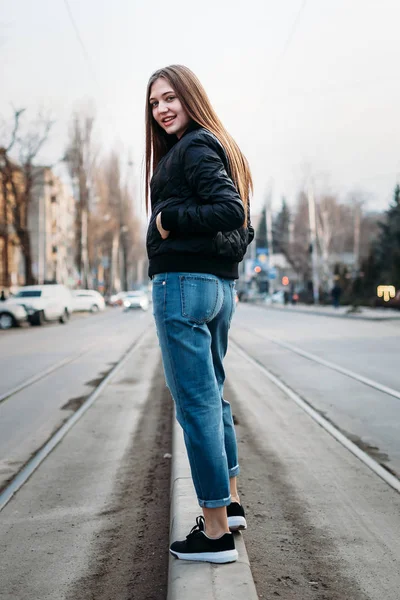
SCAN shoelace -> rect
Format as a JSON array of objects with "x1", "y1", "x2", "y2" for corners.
[{"x1": 188, "y1": 515, "x2": 205, "y2": 537}]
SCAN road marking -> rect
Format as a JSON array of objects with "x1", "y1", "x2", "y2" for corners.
[
  {"x1": 247, "y1": 329, "x2": 400, "y2": 402},
  {"x1": 0, "y1": 325, "x2": 152, "y2": 512},
  {"x1": 230, "y1": 339, "x2": 400, "y2": 495}
]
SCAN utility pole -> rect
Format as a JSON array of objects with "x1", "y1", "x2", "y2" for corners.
[
  {"x1": 77, "y1": 155, "x2": 90, "y2": 289},
  {"x1": 265, "y1": 195, "x2": 274, "y2": 296},
  {"x1": 307, "y1": 181, "x2": 320, "y2": 304},
  {"x1": 81, "y1": 202, "x2": 89, "y2": 287},
  {"x1": 353, "y1": 201, "x2": 361, "y2": 274},
  {"x1": 109, "y1": 232, "x2": 120, "y2": 294},
  {"x1": 0, "y1": 154, "x2": 10, "y2": 289},
  {"x1": 37, "y1": 185, "x2": 43, "y2": 284}
]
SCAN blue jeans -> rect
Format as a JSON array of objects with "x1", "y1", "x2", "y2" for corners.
[{"x1": 152, "y1": 272, "x2": 239, "y2": 508}]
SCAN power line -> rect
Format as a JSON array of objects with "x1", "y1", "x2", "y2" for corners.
[
  {"x1": 261, "y1": 1, "x2": 308, "y2": 203},
  {"x1": 62, "y1": 0, "x2": 101, "y2": 88},
  {"x1": 261, "y1": 1, "x2": 308, "y2": 107},
  {"x1": 271, "y1": 0, "x2": 308, "y2": 80},
  {"x1": 62, "y1": 1, "x2": 121, "y2": 136}
]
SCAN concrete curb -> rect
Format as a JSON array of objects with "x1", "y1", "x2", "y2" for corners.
[
  {"x1": 254, "y1": 301, "x2": 400, "y2": 321},
  {"x1": 167, "y1": 417, "x2": 259, "y2": 600}
]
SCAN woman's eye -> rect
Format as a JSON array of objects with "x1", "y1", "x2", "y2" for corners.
[
  {"x1": 151, "y1": 101, "x2": 158, "y2": 108},
  {"x1": 167, "y1": 96, "x2": 175, "y2": 101}
]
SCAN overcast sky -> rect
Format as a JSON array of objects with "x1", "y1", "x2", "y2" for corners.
[{"x1": 1, "y1": 0, "x2": 400, "y2": 216}]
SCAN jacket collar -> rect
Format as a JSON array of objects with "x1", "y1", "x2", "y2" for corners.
[{"x1": 180, "y1": 120, "x2": 201, "y2": 138}]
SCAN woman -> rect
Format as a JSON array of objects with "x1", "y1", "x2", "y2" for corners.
[{"x1": 145, "y1": 65, "x2": 254, "y2": 564}]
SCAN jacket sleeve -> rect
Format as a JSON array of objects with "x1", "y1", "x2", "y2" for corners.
[
  {"x1": 160, "y1": 137, "x2": 245, "y2": 234},
  {"x1": 247, "y1": 203, "x2": 255, "y2": 245}
]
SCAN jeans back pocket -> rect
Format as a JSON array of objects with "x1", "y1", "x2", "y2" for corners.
[{"x1": 179, "y1": 275, "x2": 222, "y2": 324}]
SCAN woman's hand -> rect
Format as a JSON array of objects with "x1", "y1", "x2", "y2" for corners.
[{"x1": 156, "y1": 212, "x2": 170, "y2": 240}]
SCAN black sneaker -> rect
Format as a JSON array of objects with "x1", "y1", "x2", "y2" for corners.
[
  {"x1": 227, "y1": 502, "x2": 247, "y2": 531},
  {"x1": 169, "y1": 516, "x2": 238, "y2": 564}
]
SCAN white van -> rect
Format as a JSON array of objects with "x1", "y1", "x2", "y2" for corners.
[
  {"x1": 0, "y1": 302, "x2": 28, "y2": 329},
  {"x1": 8, "y1": 284, "x2": 73, "y2": 326}
]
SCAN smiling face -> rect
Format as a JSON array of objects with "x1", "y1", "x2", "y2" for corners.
[{"x1": 149, "y1": 77, "x2": 191, "y2": 139}]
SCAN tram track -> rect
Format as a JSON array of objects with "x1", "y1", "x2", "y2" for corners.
[
  {"x1": 0, "y1": 309, "x2": 131, "y2": 405},
  {"x1": 0, "y1": 344, "x2": 97, "y2": 405},
  {"x1": 256, "y1": 330, "x2": 400, "y2": 401},
  {"x1": 0, "y1": 323, "x2": 153, "y2": 512},
  {"x1": 230, "y1": 335, "x2": 400, "y2": 494}
]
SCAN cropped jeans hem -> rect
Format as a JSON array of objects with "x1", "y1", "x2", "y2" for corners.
[
  {"x1": 229, "y1": 465, "x2": 240, "y2": 478},
  {"x1": 198, "y1": 494, "x2": 232, "y2": 509}
]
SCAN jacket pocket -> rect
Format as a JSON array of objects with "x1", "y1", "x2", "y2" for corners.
[
  {"x1": 146, "y1": 214, "x2": 162, "y2": 257},
  {"x1": 146, "y1": 199, "x2": 183, "y2": 257},
  {"x1": 212, "y1": 229, "x2": 248, "y2": 261}
]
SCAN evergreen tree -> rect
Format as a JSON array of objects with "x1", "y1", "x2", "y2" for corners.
[
  {"x1": 255, "y1": 205, "x2": 267, "y2": 250},
  {"x1": 375, "y1": 184, "x2": 400, "y2": 288},
  {"x1": 359, "y1": 252, "x2": 379, "y2": 298},
  {"x1": 273, "y1": 197, "x2": 290, "y2": 253}
]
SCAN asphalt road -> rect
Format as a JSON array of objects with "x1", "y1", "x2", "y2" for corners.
[
  {"x1": 231, "y1": 303, "x2": 400, "y2": 478},
  {"x1": 0, "y1": 308, "x2": 153, "y2": 491},
  {"x1": 0, "y1": 325, "x2": 173, "y2": 600},
  {"x1": 1, "y1": 303, "x2": 400, "y2": 599}
]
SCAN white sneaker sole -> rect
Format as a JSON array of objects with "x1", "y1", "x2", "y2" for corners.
[
  {"x1": 228, "y1": 516, "x2": 247, "y2": 531},
  {"x1": 169, "y1": 548, "x2": 238, "y2": 563}
]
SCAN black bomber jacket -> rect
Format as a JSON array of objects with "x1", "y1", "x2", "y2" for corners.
[{"x1": 146, "y1": 124, "x2": 254, "y2": 279}]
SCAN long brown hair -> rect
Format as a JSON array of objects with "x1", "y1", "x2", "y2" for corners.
[{"x1": 145, "y1": 65, "x2": 253, "y2": 224}]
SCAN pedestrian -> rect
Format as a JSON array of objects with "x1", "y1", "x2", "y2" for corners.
[
  {"x1": 145, "y1": 65, "x2": 254, "y2": 564},
  {"x1": 0, "y1": 290, "x2": 6, "y2": 301},
  {"x1": 331, "y1": 282, "x2": 342, "y2": 308}
]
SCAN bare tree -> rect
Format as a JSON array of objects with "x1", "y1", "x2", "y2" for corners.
[
  {"x1": 316, "y1": 194, "x2": 349, "y2": 287},
  {"x1": 121, "y1": 182, "x2": 145, "y2": 288},
  {"x1": 284, "y1": 191, "x2": 311, "y2": 281},
  {"x1": 346, "y1": 191, "x2": 380, "y2": 269},
  {"x1": 0, "y1": 109, "x2": 53, "y2": 285},
  {"x1": 93, "y1": 152, "x2": 144, "y2": 294},
  {"x1": 64, "y1": 111, "x2": 96, "y2": 288},
  {"x1": 286, "y1": 188, "x2": 378, "y2": 295}
]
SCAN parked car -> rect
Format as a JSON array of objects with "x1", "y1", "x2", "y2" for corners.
[
  {"x1": 72, "y1": 290, "x2": 105, "y2": 313},
  {"x1": 7, "y1": 284, "x2": 73, "y2": 325},
  {"x1": 107, "y1": 291, "x2": 128, "y2": 307},
  {"x1": 123, "y1": 291, "x2": 149, "y2": 311},
  {"x1": 0, "y1": 301, "x2": 28, "y2": 330}
]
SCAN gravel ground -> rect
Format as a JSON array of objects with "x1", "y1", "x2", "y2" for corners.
[
  {"x1": 65, "y1": 367, "x2": 173, "y2": 600},
  {"x1": 227, "y1": 381, "x2": 370, "y2": 600}
]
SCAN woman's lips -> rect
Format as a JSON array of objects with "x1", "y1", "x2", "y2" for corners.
[{"x1": 162, "y1": 116, "x2": 176, "y2": 127}]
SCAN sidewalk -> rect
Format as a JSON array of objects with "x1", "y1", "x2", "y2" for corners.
[{"x1": 256, "y1": 301, "x2": 400, "y2": 321}]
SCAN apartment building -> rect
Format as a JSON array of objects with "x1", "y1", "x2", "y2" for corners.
[
  {"x1": 29, "y1": 168, "x2": 76, "y2": 286},
  {"x1": 0, "y1": 161, "x2": 25, "y2": 290}
]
